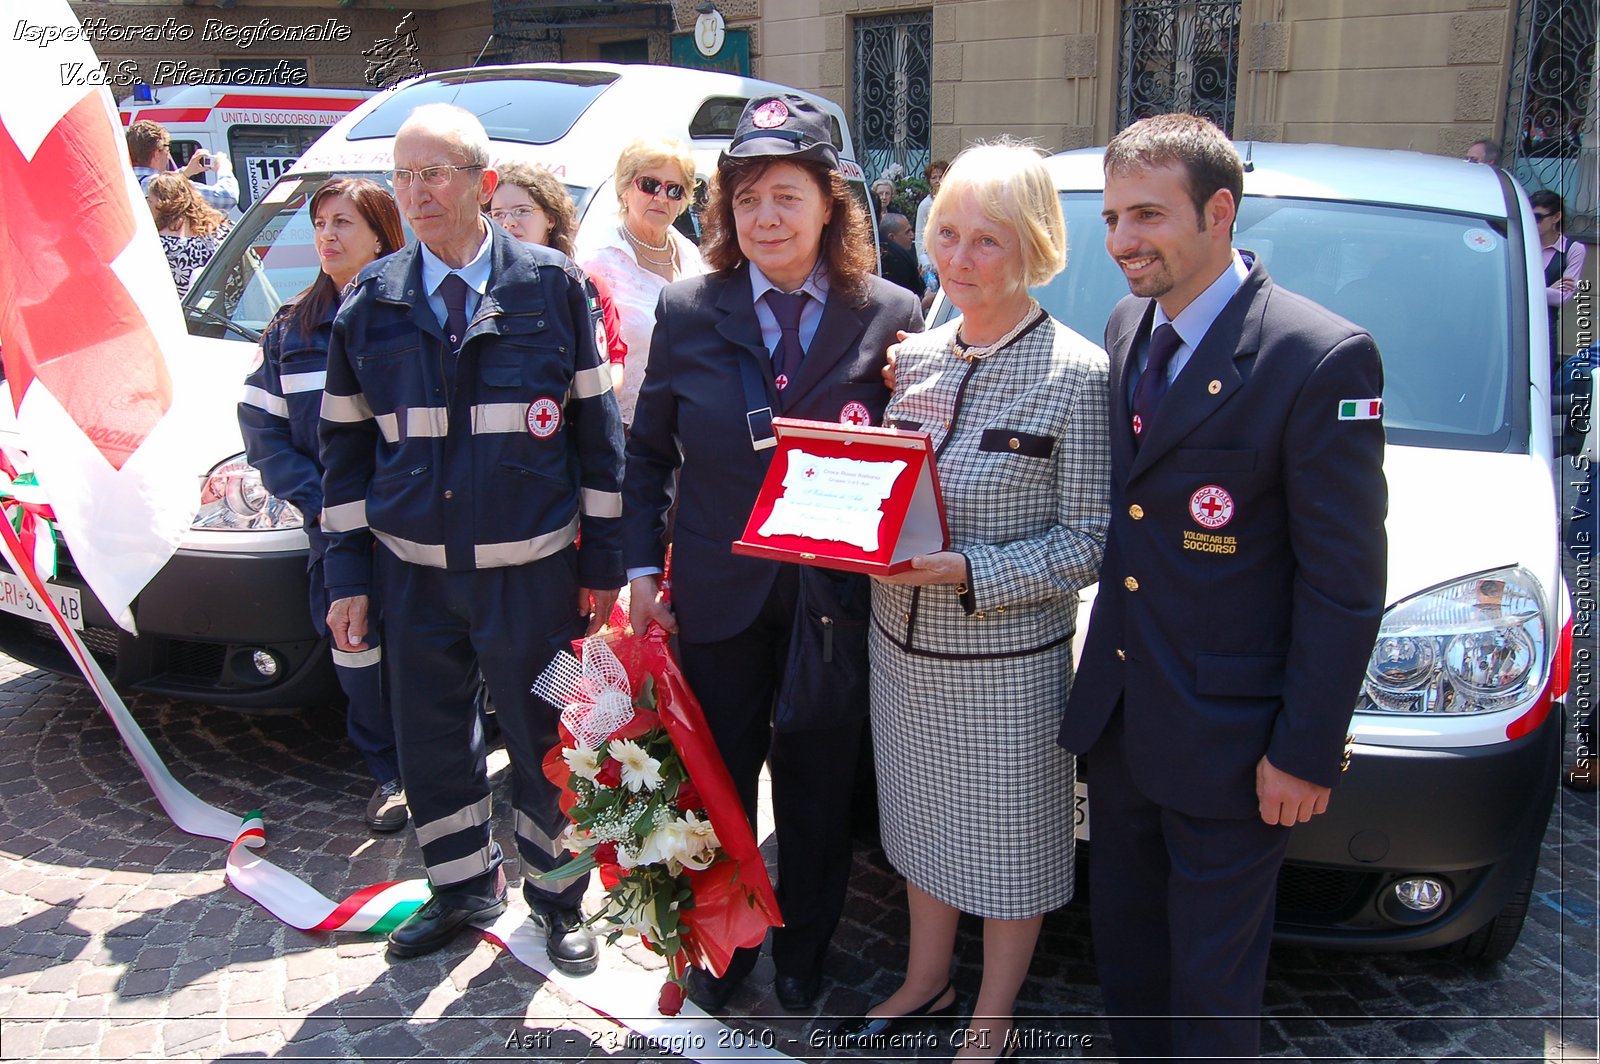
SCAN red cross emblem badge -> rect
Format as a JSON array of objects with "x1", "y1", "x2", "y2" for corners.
[
  {"x1": 1189, "y1": 485, "x2": 1234, "y2": 529},
  {"x1": 526, "y1": 398, "x2": 562, "y2": 438},
  {"x1": 839, "y1": 401, "x2": 871, "y2": 426},
  {"x1": 774, "y1": 372, "x2": 789, "y2": 391},
  {"x1": 751, "y1": 99, "x2": 789, "y2": 129},
  {"x1": 1131, "y1": 413, "x2": 1144, "y2": 436}
]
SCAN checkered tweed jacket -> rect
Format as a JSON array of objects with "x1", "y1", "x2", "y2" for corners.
[{"x1": 874, "y1": 312, "x2": 1110, "y2": 657}]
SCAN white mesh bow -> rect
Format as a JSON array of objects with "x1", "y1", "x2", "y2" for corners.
[{"x1": 531, "y1": 634, "x2": 636, "y2": 749}]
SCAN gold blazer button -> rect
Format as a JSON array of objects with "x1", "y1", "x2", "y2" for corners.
[
  {"x1": 1124, "y1": 576, "x2": 1139, "y2": 592},
  {"x1": 1008, "y1": 437, "x2": 1020, "y2": 449},
  {"x1": 1129, "y1": 504, "x2": 1144, "y2": 520},
  {"x1": 1208, "y1": 379, "x2": 1222, "y2": 394}
]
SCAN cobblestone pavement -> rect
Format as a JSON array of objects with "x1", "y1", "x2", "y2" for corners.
[{"x1": 0, "y1": 651, "x2": 1596, "y2": 1064}]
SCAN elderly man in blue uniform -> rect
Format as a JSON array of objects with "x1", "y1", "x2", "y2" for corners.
[
  {"x1": 1060, "y1": 114, "x2": 1387, "y2": 1060},
  {"x1": 319, "y1": 103, "x2": 625, "y2": 973}
]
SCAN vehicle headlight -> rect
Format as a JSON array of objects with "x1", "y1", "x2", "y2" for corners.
[
  {"x1": 1359, "y1": 566, "x2": 1546, "y2": 715},
  {"x1": 192, "y1": 454, "x2": 304, "y2": 531}
]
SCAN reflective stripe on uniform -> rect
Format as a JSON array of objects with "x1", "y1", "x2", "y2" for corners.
[
  {"x1": 474, "y1": 515, "x2": 579, "y2": 567},
  {"x1": 570, "y1": 364, "x2": 611, "y2": 399},
  {"x1": 426, "y1": 843, "x2": 496, "y2": 888},
  {"x1": 374, "y1": 406, "x2": 449, "y2": 444},
  {"x1": 241, "y1": 385, "x2": 288, "y2": 418},
  {"x1": 373, "y1": 530, "x2": 448, "y2": 567},
  {"x1": 414, "y1": 794, "x2": 492, "y2": 847},
  {"x1": 580, "y1": 488, "x2": 622, "y2": 518},
  {"x1": 471, "y1": 403, "x2": 531, "y2": 434},
  {"x1": 331, "y1": 644, "x2": 381, "y2": 668},
  {"x1": 321, "y1": 499, "x2": 368, "y2": 533},
  {"x1": 321, "y1": 391, "x2": 374, "y2": 423},
  {"x1": 280, "y1": 370, "x2": 328, "y2": 394},
  {"x1": 513, "y1": 809, "x2": 564, "y2": 859}
]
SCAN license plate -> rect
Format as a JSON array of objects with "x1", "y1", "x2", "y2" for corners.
[
  {"x1": 0, "y1": 570, "x2": 84, "y2": 630},
  {"x1": 1074, "y1": 780, "x2": 1090, "y2": 841}
]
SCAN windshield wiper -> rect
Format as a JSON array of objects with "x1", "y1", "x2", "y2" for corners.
[{"x1": 184, "y1": 303, "x2": 262, "y2": 344}]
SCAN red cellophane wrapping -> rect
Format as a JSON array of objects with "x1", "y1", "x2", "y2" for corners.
[{"x1": 542, "y1": 627, "x2": 782, "y2": 977}]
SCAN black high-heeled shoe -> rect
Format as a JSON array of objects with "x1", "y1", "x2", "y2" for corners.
[{"x1": 828, "y1": 982, "x2": 959, "y2": 1046}]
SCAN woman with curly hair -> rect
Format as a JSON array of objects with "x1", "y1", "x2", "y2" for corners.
[
  {"x1": 145, "y1": 171, "x2": 231, "y2": 297},
  {"x1": 490, "y1": 160, "x2": 627, "y2": 391}
]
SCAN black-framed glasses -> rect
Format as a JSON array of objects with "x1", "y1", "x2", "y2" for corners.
[
  {"x1": 488, "y1": 205, "x2": 545, "y2": 223},
  {"x1": 634, "y1": 175, "x2": 688, "y2": 201},
  {"x1": 392, "y1": 164, "x2": 484, "y2": 189}
]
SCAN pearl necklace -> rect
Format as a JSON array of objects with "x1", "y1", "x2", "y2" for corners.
[
  {"x1": 952, "y1": 298, "x2": 1042, "y2": 362},
  {"x1": 621, "y1": 221, "x2": 671, "y2": 253}
]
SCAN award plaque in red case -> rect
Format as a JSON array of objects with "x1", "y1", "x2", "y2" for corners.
[{"x1": 732, "y1": 417, "x2": 949, "y2": 575}]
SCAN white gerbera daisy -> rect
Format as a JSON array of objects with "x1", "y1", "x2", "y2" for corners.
[{"x1": 609, "y1": 738, "x2": 664, "y2": 793}]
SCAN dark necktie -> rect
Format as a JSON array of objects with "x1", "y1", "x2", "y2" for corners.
[
  {"x1": 440, "y1": 273, "x2": 470, "y2": 352},
  {"x1": 765, "y1": 289, "x2": 808, "y2": 393},
  {"x1": 1130, "y1": 322, "x2": 1181, "y2": 444}
]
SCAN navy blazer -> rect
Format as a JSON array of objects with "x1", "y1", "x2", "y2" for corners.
[
  {"x1": 1060, "y1": 258, "x2": 1388, "y2": 820},
  {"x1": 623, "y1": 267, "x2": 924, "y2": 643}
]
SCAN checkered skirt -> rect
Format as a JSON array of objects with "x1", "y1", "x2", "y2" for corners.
[{"x1": 869, "y1": 625, "x2": 1076, "y2": 918}]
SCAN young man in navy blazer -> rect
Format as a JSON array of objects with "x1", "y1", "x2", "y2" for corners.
[{"x1": 1060, "y1": 114, "x2": 1388, "y2": 1060}]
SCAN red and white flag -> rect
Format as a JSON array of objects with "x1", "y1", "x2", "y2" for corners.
[{"x1": 0, "y1": 0, "x2": 199, "y2": 629}]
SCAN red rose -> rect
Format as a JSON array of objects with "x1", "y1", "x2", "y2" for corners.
[
  {"x1": 595, "y1": 759, "x2": 623, "y2": 788},
  {"x1": 658, "y1": 979, "x2": 686, "y2": 1016},
  {"x1": 673, "y1": 777, "x2": 702, "y2": 811},
  {"x1": 594, "y1": 841, "x2": 619, "y2": 865}
]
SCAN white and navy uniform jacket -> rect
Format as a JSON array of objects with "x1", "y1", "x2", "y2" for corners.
[{"x1": 318, "y1": 228, "x2": 625, "y2": 597}]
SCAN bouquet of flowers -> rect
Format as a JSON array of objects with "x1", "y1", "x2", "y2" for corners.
[{"x1": 537, "y1": 629, "x2": 782, "y2": 1014}]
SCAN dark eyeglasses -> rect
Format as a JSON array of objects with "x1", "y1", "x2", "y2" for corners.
[
  {"x1": 634, "y1": 175, "x2": 688, "y2": 201},
  {"x1": 1533, "y1": 210, "x2": 1554, "y2": 221}
]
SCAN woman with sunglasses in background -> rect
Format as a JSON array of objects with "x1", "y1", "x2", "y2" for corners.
[{"x1": 579, "y1": 138, "x2": 706, "y2": 430}]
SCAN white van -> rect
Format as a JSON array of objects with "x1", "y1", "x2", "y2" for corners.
[
  {"x1": 119, "y1": 85, "x2": 375, "y2": 210},
  {"x1": 0, "y1": 65, "x2": 868, "y2": 710}
]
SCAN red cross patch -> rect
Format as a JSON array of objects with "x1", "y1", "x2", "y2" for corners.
[
  {"x1": 839, "y1": 401, "x2": 871, "y2": 426},
  {"x1": 1131, "y1": 413, "x2": 1144, "y2": 436},
  {"x1": 526, "y1": 398, "x2": 562, "y2": 438},
  {"x1": 751, "y1": 99, "x2": 789, "y2": 129},
  {"x1": 774, "y1": 372, "x2": 789, "y2": 391},
  {"x1": 1189, "y1": 485, "x2": 1234, "y2": 529}
]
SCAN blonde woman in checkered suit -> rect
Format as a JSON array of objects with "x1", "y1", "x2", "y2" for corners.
[{"x1": 830, "y1": 143, "x2": 1110, "y2": 1059}]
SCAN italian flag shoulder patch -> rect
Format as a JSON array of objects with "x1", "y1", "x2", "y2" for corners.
[{"x1": 1338, "y1": 398, "x2": 1383, "y2": 421}]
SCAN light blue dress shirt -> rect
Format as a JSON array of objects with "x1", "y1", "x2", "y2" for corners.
[{"x1": 418, "y1": 224, "x2": 495, "y2": 329}]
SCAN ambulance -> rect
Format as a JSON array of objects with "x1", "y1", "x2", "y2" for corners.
[{"x1": 118, "y1": 85, "x2": 376, "y2": 209}]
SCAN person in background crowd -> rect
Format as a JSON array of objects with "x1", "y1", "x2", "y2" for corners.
[
  {"x1": 876, "y1": 212, "x2": 926, "y2": 302},
  {"x1": 1465, "y1": 139, "x2": 1502, "y2": 165},
  {"x1": 623, "y1": 93, "x2": 923, "y2": 1013},
  {"x1": 238, "y1": 177, "x2": 408, "y2": 832},
  {"x1": 578, "y1": 138, "x2": 706, "y2": 430},
  {"x1": 145, "y1": 172, "x2": 231, "y2": 298},
  {"x1": 834, "y1": 141, "x2": 1108, "y2": 1060},
  {"x1": 126, "y1": 118, "x2": 238, "y2": 212},
  {"x1": 1060, "y1": 113, "x2": 1387, "y2": 1061},
  {"x1": 319, "y1": 104, "x2": 624, "y2": 973},
  {"x1": 1532, "y1": 189, "x2": 1587, "y2": 365},
  {"x1": 914, "y1": 158, "x2": 948, "y2": 279},
  {"x1": 489, "y1": 161, "x2": 628, "y2": 392}
]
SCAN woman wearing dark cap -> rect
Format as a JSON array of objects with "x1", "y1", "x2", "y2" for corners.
[{"x1": 622, "y1": 93, "x2": 925, "y2": 1012}]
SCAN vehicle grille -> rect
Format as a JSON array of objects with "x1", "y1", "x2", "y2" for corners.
[
  {"x1": 1276, "y1": 864, "x2": 1372, "y2": 918},
  {"x1": 164, "y1": 640, "x2": 227, "y2": 683},
  {"x1": 20, "y1": 616, "x2": 118, "y2": 670}
]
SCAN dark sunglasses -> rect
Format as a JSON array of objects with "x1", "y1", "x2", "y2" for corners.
[
  {"x1": 634, "y1": 175, "x2": 688, "y2": 201},
  {"x1": 1533, "y1": 210, "x2": 1554, "y2": 221}
]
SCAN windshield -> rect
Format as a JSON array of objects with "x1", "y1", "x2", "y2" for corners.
[
  {"x1": 347, "y1": 69, "x2": 617, "y2": 146},
  {"x1": 936, "y1": 193, "x2": 1516, "y2": 450},
  {"x1": 184, "y1": 172, "x2": 591, "y2": 339}
]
